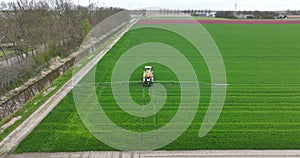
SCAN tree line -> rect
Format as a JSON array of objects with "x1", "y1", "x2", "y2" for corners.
[
  {"x1": 0, "y1": 0, "x2": 124, "y2": 96},
  {"x1": 213, "y1": 11, "x2": 279, "y2": 19},
  {"x1": 180, "y1": 9, "x2": 299, "y2": 19},
  {"x1": 215, "y1": 10, "x2": 300, "y2": 19}
]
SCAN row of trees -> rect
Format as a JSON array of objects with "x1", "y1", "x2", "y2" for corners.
[
  {"x1": 181, "y1": 9, "x2": 298, "y2": 19},
  {"x1": 286, "y1": 10, "x2": 300, "y2": 15},
  {"x1": 182, "y1": 9, "x2": 214, "y2": 14},
  {"x1": 159, "y1": 9, "x2": 181, "y2": 15},
  {"x1": 0, "y1": 0, "x2": 123, "y2": 96},
  {"x1": 215, "y1": 11, "x2": 236, "y2": 18},
  {"x1": 215, "y1": 11, "x2": 280, "y2": 19}
]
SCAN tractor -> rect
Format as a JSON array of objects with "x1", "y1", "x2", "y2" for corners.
[{"x1": 142, "y1": 66, "x2": 154, "y2": 86}]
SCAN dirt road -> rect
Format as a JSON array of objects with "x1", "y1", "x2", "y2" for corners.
[{"x1": 8, "y1": 150, "x2": 300, "y2": 158}]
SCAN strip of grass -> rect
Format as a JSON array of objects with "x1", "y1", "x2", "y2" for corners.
[
  {"x1": 0, "y1": 50, "x2": 13, "y2": 57},
  {"x1": 14, "y1": 23, "x2": 300, "y2": 153},
  {"x1": 0, "y1": 67, "x2": 73, "y2": 141}
]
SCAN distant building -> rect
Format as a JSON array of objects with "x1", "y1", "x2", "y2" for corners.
[
  {"x1": 278, "y1": 15, "x2": 288, "y2": 19},
  {"x1": 235, "y1": 14, "x2": 255, "y2": 19},
  {"x1": 194, "y1": 11, "x2": 216, "y2": 17}
]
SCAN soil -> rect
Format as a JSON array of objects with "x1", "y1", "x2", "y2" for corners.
[{"x1": 137, "y1": 19, "x2": 300, "y2": 24}]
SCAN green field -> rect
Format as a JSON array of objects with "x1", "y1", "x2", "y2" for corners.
[{"x1": 14, "y1": 23, "x2": 300, "y2": 153}]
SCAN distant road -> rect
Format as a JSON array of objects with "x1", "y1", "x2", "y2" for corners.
[
  {"x1": 0, "y1": 34, "x2": 34, "y2": 68},
  {"x1": 0, "y1": 55, "x2": 20, "y2": 68},
  {"x1": 0, "y1": 55, "x2": 19, "y2": 68},
  {"x1": 0, "y1": 52, "x2": 31, "y2": 68}
]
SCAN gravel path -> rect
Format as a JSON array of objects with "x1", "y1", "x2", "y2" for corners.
[
  {"x1": 7, "y1": 150, "x2": 300, "y2": 158},
  {"x1": 0, "y1": 19, "x2": 137, "y2": 158}
]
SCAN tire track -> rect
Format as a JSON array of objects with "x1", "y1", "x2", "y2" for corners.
[
  {"x1": 141, "y1": 86, "x2": 145, "y2": 140},
  {"x1": 150, "y1": 85, "x2": 159, "y2": 147}
]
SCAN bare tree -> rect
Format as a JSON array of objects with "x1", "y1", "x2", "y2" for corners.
[{"x1": 0, "y1": 0, "x2": 125, "y2": 96}]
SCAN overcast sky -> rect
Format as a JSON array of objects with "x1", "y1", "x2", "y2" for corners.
[{"x1": 1, "y1": 0, "x2": 300, "y2": 10}]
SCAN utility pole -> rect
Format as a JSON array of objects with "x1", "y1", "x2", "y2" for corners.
[
  {"x1": 77, "y1": 0, "x2": 79, "y2": 10},
  {"x1": 234, "y1": 3, "x2": 237, "y2": 15}
]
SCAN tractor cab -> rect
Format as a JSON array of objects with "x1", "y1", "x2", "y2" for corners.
[{"x1": 143, "y1": 66, "x2": 154, "y2": 86}]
